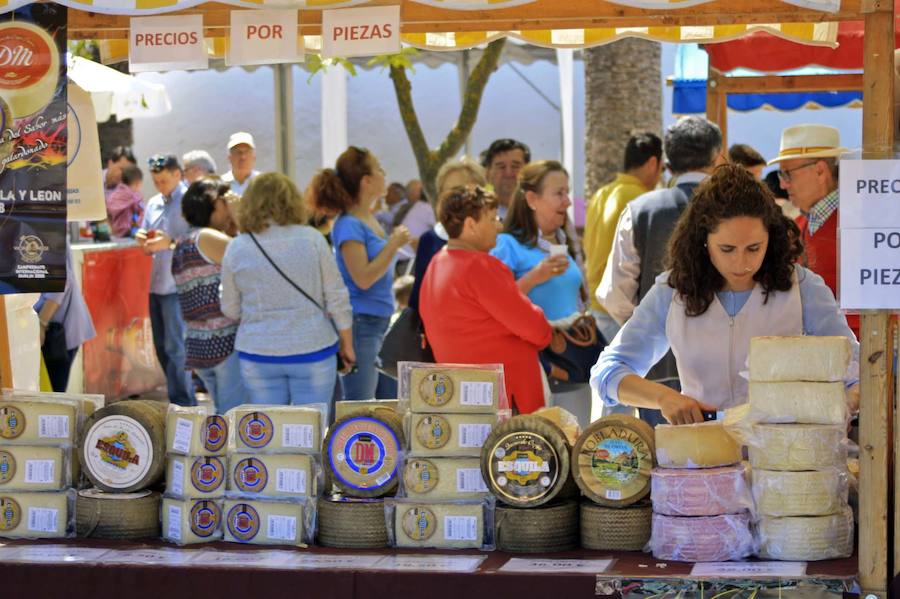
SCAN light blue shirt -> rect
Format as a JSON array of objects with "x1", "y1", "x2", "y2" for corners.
[
  {"x1": 490, "y1": 232, "x2": 582, "y2": 321},
  {"x1": 141, "y1": 181, "x2": 190, "y2": 295},
  {"x1": 591, "y1": 266, "x2": 860, "y2": 406},
  {"x1": 331, "y1": 214, "x2": 395, "y2": 318},
  {"x1": 222, "y1": 170, "x2": 260, "y2": 196},
  {"x1": 35, "y1": 248, "x2": 96, "y2": 350}
]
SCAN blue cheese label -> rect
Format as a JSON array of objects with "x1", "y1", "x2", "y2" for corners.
[
  {"x1": 226, "y1": 503, "x2": 260, "y2": 542},
  {"x1": 190, "y1": 457, "x2": 224, "y2": 494},
  {"x1": 238, "y1": 412, "x2": 274, "y2": 449}
]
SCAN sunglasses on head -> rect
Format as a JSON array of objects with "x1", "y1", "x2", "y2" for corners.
[{"x1": 148, "y1": 155, "x2": 179, "y2": 172}]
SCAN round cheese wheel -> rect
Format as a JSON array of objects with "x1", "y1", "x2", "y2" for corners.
[
  {"x1": 324, "y1": 409, "x2": 404, "y2": 498},
  {"x1": 0, "y1": 21, "x2": 61, "y2": 119},
  {"x1": 75, "y1": 489, "x2": 160, "y2": 539},
  {"x1": 317, "y1": 497, "x2": 388, "y2": 549},
  {"x1": 752, "y1": 468, "x2": 849, "y2": 517},
  {"x1": 651, "y1": 464, "x2": 752, "y2": 516},
  {"x1": 580, "y1": 500, "x2": 652, "y2": 551},
  {"x1": 654, "y1": 421, "x2": 742, "y2": 469},
  {"x1": 748, "y1": 423, "x2": 847, "y2": 471},
  {"x1": 650, "y1": 512, "x2": 754, "y2": 562},
  {"x1": 495, "y1": 499, "x2": 579, "y2": 553},
  {"x1": 757, "y1": 507, "x2": 854, "y2": 561}
]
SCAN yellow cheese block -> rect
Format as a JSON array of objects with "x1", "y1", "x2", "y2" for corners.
[
  {"x1": 408, "y1": 413, "x2": 497, "y2": 457},
  {"x1": 227, "y1": 454, "x2": 315, "y2": 498},
  {"x1": 0, "y1": 400, "x2": 76, "y2": 446},
  {"x1": 757, "y1": 507, "x2": 854, "y2": 561},
  {"x1": 230, "y1": 406, "x2": 322, "y2": 454},
  {"x1": 0, "y1": 491, "x2": 71, "y2": 538},
  {"x1": 753, "y1": 469, "x2": 848, "y2": 517},
  {"x1": 162, "y1": 497, "x2": 223, "y2": 545},
  {"x1": 748, "y1": 424, "x2": 847, "y2": 471},
  {"x1": 749, "y1": 381, "x2": 847, "y2": 425},
  {"x1": 335, "y1": 400, "x2": 399, "y2": 421},
  {"x1": 749, "y1": 336, "x2": 850, "y2": 382},
  {"x1": 166, "y1": 406, "x2": 228, "y2": 456},
  {"x1": 409, "y1": 367, "x2": 502, "y2": 414},
  {"x1": 534, "y1": 406, "x2": 581, "y2": 446},
  {"x1": 0, "y1": 445, "x2": 68, "y2": 491},
  {"x1": 655, "y1": 422, "x2": 742, "y2": 469},
  {"x1": 223, "y1": 499, "x2": 306, "y2": 546},
  {"x1": 393, "y1": 501, "x2": 484, "y2": 549},
  {"x1": 402, "y1": 457, "x2": 489, "y2": 500},
  {"x1": 166, "y1": 456, "x2": 226, "y2": 499}
]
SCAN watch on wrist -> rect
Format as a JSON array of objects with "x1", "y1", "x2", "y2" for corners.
[{"x1": 169, "y1": 240, "x2": 177, "y2": 250}]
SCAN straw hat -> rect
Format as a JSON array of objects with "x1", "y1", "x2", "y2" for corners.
[{"x1": 768, "y1": 124, "x2": 848, "y2": 165}]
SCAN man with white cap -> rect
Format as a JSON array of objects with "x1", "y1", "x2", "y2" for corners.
[
  {"x1": 769, "y1": 123, "x2": 857, "y2": 337},
  {"x1": 222, "y1": 132, "x2": 260, "y2": 196}
]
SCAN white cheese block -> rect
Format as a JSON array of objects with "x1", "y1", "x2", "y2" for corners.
[
  {"x1": 229, "y1": 406, "x2": 322, "y2": 454},
  {"x1": 650, "y1": 512, "x2": 754, "y2": 562},
  {"x1": 223, "y1": 499, "x2": 305, "y2": 546},
  {"x1": 408, "y1": 413, "x2": 497, "y2": 457},
  {"x1": 393, "y1": 501, "x2": 484, "y2": 549},
  {"x1": 166, "y1": 406, "x2": 228, "y2": 456},
  {"x1": 748, "y1": 424, "x2": 847, "y2": 471},
  {"x1": 749, "y1": 381, "x2": 848, "y2": 425},
  {"x1": 402, "y1": 457, "x2": 489, "y2": 500},
  {"x1": 162, "y1": 497, "x2": 223, "y2": 545},
  {"x1": 753, "y1": 469, "x2": 849, "y2": 517},
  {"x1": 757, "y1": 507, "x2": 854, "y2": 561},
  {"x1": 166, "y1": 456, "x2": 226, "y2": 499},
  {"x1": 0, "y1": 491, "x2": 71, "y2": 538},
  {"x1": 654, "y1": 422, "x2": 742, "y2": 469},
  {"x1": 227, "y1": 454, "x2": 314, "y2": 498},
  {"x1": 0, "y1": 445, "x2": 68, "y2": 491},
  {"x1": 749, "y1": 336, "x2": 850, "y2": 382},
  {"x1": 0, "y1": 400, "x2": 76, "y2": 446},
  {"x1": 409, "y1": 367, "x2": 502, "y2": 414}
]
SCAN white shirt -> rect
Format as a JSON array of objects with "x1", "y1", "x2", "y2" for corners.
[{"x1": 222, "y1": 170, "x2": 260, "y2": 196}]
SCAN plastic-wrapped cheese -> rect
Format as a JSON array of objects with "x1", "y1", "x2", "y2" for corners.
[
  {"x1": 649, "y1": 512, "x2": 753, "y2": 562},
  {"x1": 228, "y1": 454, "x2": 314, "y2": 498},
  {"x1": 409, "y1": 413, "x2": 496, "y2": 457},
  {"x1": 230, "y1": 406, "x2": 322, "y2": 454},
  {"x1": 651, "y1": 464, "x2": 751, "y2": 516},
  {"x1": 0, "y1": 400, "x2": 76, "y2": 446},
  {"x1": 162, "y1": 497, "x2": 223, "y2": 544},
  {"x1": 224, "y1": 499, "x2": 306, "y2": 546},
  {"x1": 409, "y1": 367, "x2": 502, "y2": 413},
  {"x1": 166, "y1": 456, "x2": 226, "y2": 499},
  {"x1": 753, "y1": 469, "x2": 848, "y2": 517},
  {"x1": 655, "y1": 422, "x2": 742, "y2": 469},
  {"x1": 166, "y1": 406, "x2": 228, "y2": 456},
  {"x1": 0, "y1": 491, "x2": 71, "y2": 538},
  {"x1": 0, "y1": 446, "x2": 69, "y2": 491},
  {"x1": 749, "y1": 381, "x2": 847, "y2": 425},
  {"x1": 334, "y1": 400, "x2": 399, "y2": 421},
  {"x1": 402, "y1": 457, "x2": 489, "y2": 500},
  {"x1": 749, "y1": 336, "x2": 850, "y2": 382},
  {"x1": 393, "y1": 501, "x2": 484, "y2": 549},
  {"x1": 748, "y1": 424, "x2": 847, "y2": 471},
  {"x1": 757, "y1": 507, "x2": 854, "y2": 561}
]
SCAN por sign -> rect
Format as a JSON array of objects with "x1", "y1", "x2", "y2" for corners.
[
  {"x1": 227, "y1": 10, "x2": 301, "y2": 67},
  {"x1": 321, "y1": 6, "x2": 400, "y2": 59},
  {"x1": 129, "y1": 15, "x2": 207, "y2": 73}
]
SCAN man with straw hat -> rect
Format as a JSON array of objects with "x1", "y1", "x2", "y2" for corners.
[{"x1": 769, "y1": 124, "x2": 857, "y2": 337}]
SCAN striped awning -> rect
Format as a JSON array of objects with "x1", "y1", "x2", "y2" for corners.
[{"x1": 603, "y1": 0, "x2": 840, "y2": 12}]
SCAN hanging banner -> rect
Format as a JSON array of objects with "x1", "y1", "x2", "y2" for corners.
[
  {"x1": 66, "y1": 82, "x2": 106, "y2": 222},
  {"x1": 129, "y1": 15, "x2": 207, "y2": 73},
  {"x1": 0, "y1": 4, "x2": 68, "y2": 295},
  {"x1": 321, "y1": 6, "x2": 400, "y2": 59},
  {"x1": 227, "y1": 9, "x2": 301, "y2": 67}
]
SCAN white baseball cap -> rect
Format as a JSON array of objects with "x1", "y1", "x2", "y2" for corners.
[{"x1": 227, "y1": 131, "x2": 255, "y2": 150}]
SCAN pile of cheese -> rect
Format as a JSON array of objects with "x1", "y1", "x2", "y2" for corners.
[{"x1": 747, "y1": 336, "x2": 854, "y2": 561}]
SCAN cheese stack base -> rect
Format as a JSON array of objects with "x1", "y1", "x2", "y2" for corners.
[
  {"x1": 163, "y1": 497, "x2": 224, "y2": 545},
  {"x1": 651, "y1": 464, "x2": 751, "y2": 517},
  {"x1": 752, "y1": 469, "x2": 848, "y2": 517},
  {"x1": 757, "y1": 507, "x2": 854, "y2": 561},
  {"x1": 391, "y1": 500, "x2": 487, "y2": 550},
  {"x1": 0, "y1": 491, "x2": 72, "y2": 539},
  {"x1": 649, "y1": 512, "x2": 754, "y2": 562}
]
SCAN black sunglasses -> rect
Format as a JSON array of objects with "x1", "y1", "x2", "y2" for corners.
[{"x1": 148, "y1": 154, "x2": 180, "y2": 172}]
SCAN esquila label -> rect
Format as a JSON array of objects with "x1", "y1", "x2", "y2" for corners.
[
  {"x1": 488, "y1": 431, "x2": 559, "y2": 502},
  {"x1": 96, "y1": 432, "x2": 140, "y2": 468}
]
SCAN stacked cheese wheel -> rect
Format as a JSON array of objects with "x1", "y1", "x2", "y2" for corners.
[
  {"x1": 649, "y1": 421, "x2": 753, "y2": 562},
  {"x1": 747, "y1": 336, "x2": 854, "y2": 561}
]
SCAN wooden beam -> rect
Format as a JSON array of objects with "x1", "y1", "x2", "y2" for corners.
[
  {"x1": 717, "y1": 73, "x2": 864, "y2": 94},
  {"x1": 0, "y1": 298, "x2": 12, "y2": 388}
]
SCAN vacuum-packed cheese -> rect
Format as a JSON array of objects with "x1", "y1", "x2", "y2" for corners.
[
  {"x1": 0, "y1": 446, "x2": 68, "y2": 491},
  {"x1": 753, "y1": 469, "x2": 848, "y2": 517},
  {"x1": 334, "y1": 400, "x2": 399, "y2": 421},
  {"x1": 409, "y1": 367, "x2": 502, "y2": 413},
  {"x1": 0, "y1": 400, "x2": 76, "y2": 446},
  {"x1": 748, "y1": 424, "x2": 847, "y2": 471},
  {"x1": 228, "y1": 454, "x2": 314, "y2": 498},
  {"x1": 166, "y1": 456, "x2": 226, "y2": 499},
  {"x1": 749, "y1": 381, "x2": 847, "y2": 425},
  {"x1": 749, "y1": 336, "x2": 850, "y2": 382},
  {"x1": 166, "y1": 406, "x2": 228, "y2": 456},
  {"x1": 649, "y1": 512, "x2": 754, "y2": 562},
  {"x1": 162, "y1": 497, "x2": 223, "y2": 544},
  {"x1": 409, "y1": 413, "x2": 496, "y2": 457},
  {"x1": 655, "y1": 422, "x2": 742, "y2": 469},
  {"x1": 0, "y1": 491, "x2": 70, "y2": 538},
  {"x1": 230, "y1": 406, "x2": 322, "y2": 454},
  {"x1": 402, "y1": 457, "x2": 489, "y2": 500},
  {"x1": 757, "y1": 507, "x2": 854, "y2": 561},
  {"x1": 393, "y1": 502, "x2": 484, "y2": 549},
  {"x1": 223, "y1": 499, "x2": 305, "y2": 546},
  {"x1": 651, "y1": 464, "x2": 751, "y2": 517}
]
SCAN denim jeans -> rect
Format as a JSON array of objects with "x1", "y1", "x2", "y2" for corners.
[
  {"x1": 341, "y1": 313, "x2": 390, "y2": 400},
  {"x1": 196, "y1": 351, "x2": 249, "y2": 414},
  {"x1": 149, "y1": 293, "x2": 194, "y2": 406},
  {"x1": 240, "y1": 355, "x2": 337, "y2": 423}
]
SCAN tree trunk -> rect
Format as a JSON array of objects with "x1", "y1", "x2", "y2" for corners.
[{"x1": 583, "y1": 39, "x2": 662, "y2": 198}]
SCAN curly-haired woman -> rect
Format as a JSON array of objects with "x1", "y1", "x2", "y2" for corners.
[{"x1": 591, "y1": 164, "x2": 859, "y2": 425}]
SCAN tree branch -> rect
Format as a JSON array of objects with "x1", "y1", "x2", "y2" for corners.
[{"x1": 389, "y1": 64, "x2": 435, "y2": 179}]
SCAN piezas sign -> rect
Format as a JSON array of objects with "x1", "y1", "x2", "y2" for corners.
[{"x1": 321, "y1": 6, "x2": 400, "y2": 59}]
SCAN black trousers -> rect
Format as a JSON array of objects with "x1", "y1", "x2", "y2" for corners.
[{"x1": 41, "y1": 328, "x2": 77, "y2": 392}]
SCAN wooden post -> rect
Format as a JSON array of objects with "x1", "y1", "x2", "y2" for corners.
[
  {"x1": 860, "y1": 3, "x2": 894, "y2": 597},
  {"x1": 706, "y1": 67, "x2": 728, "y2": 147},
  {"x1": 0, "y1": 297, "x2": 12, "y2": 388}
]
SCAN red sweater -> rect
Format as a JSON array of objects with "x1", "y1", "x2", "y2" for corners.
[
  {"x1": 420, "y1": 248, "x2": 553, "y2": 414},
  {"x1": 797, "y1": 210, "x2": 859, "y2": 337}
]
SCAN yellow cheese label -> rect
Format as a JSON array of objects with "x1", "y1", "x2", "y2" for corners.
[
  {"x1": 401, "y1": 506, "x2": 436, "y2": 541},
  {"x1": 203, "y1": 416, "x2": 228, "y2": 453},
  {"x1": 0, "y1": 451, "x2": 16, "y2": 484},
  {"x1": 328, "y1": 417, "x2": 400, "y2": 493},
  {"x1": 404, "y1": 459, "x2": 439, "y2": 495},
  {"x1": 234, "y1": 457, "x2": 269, "y2": 494},
  {"x1": 414, "y1": 415, "x2": 451, "y2": 449},
  {"x1": 226, "y1": 502, "x2": 260, "y2": 542},
  {"x1": 0, "y1": 496, "x2": 21, "y2": 530},
  {"x1": 190, "y1": 457, "x2": 225, "y2": 494},
  {"x1": 190, "y1": 500, "x2": 222, "y2": 538},
  {"x1": 578, "y1": 424, "x2": 652, "y2": 501},
  {"x1": 418, "y1": 373, "x2": 454, "y2": 408},
  {"x1": 488, "y1": 431, "x2": 559, "y2": 503},
  {"x1": 0, "y1": 406, "x2": 25, "y2": 439},
  {"x1": 238, "y1": 412, "x2": 274, "y2": 449}
]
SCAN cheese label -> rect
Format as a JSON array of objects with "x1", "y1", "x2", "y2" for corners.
[
  {"x1": 238, "y1": 412, "x2": 274, "y2": 449},
  {"x1": 172, "y1": 418, "x2": 193, "y2": 454},
  {"x1": 415, "y1": 415, "x2": 451, "y2": 449},
  {"x1": 275, "y1": 469, "x2": 307, "y2": 494},
  {"x1": 329, "y1": 416, "x2": 400, "y2": 492},
  {"x1": 401, "y1": 506, "x2": 436, "y2": 541},
  {"x1": 456, "y1": 468, "x2": 488, "y2": 493},
  {"x1": 190, "y1": 457, "x2": 225, "y2": 493},
  {"x1": 266, "y1": 515, "x2": 297, "y2": 542},
  {"x1": 24, "y1": 460, "x2": 54, "y2": 484},
  {"x1": 204, "y1": 416, "x2": 228, "y2": 453},
  {"x1": 444, "y1": 516, "x2": 478, "y2": 541},
  {"x1": 83, "y1": 415, "x2": 154, "y2": 488},
  {"x1": 488, "y1": 432, "x2": 560, "y2": 503},
  {"x1": 459, "y1": 424, "x2": 492, "y2": 448},
  {"x1": 282, "y1": 424, "x2": 314, "y2": 449},
  {"x1": 234, "y1": 457, "x2": 269, "y2": 493},
  {"x1": 404, "y1": 459, "x2": 439, "y2": 495},
  {"x1": 190, "y1": 500, "x2": 221, "y2": 538},
  {"x1": 167, "y1": 504, "x2": 182, "y2": 540},
  {"x1": 38, "y1": 415, "x2": 69, "y2": 439},
  {"x1": 0, "y1": 22, "x2": 59, "y2": 118},
  {"x1": 460, "y1": 382, "x2": 494, "y2": 407},
  {"x1": 577, "y1": 424, "x2": 653, "y2": 502},
  {"x1": 27, "y1": 507, "x2": 58, "y2": 533},
  {"x1": 0, "y1": 406, "x2": 25, "y2": 439},
  {"x1": 418, "y1": 372, "x2": 454, "y2": 407},
  {"x1": 0, "y1": 496, "x2": 21, "y2": 530},
  {"x1": 170, "y1": 460, "x2": 184, "y2": 496},
  {"x1": 226, "y1": 503, "x2": 260, "y2": 542},
  {"x1": 0, "y1": 451, "x2": 16, "y2": 484}
]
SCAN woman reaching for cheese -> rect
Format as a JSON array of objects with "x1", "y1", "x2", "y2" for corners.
[{"x1": 590, "y1": 164, "x2": 859, "y2": 425}]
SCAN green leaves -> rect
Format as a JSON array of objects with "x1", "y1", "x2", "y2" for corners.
[
  {"x1": 367, "y1": 47, "x2": 419, "y2": 72},
  {"x1": 303, "y1": 54, "x2": 358, "y2": 83}
]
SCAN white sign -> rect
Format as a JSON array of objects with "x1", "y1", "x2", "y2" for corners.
[
  {"x1": 2, "y1": 545, "x2": 111, "y2": 563},
  {"x1": 192, "y1": 550, "x2": 294, "y2": 568},
  {"x1": 374, "y1": 554, "x2": 486, "y2": 572},
  {"x1": 691, "y1": 561, "x2": 807, "y2": 578},
  {"x1": 838, "y1": 160, "x2": 900, "y2": 228},
  {"x1": 291, "y1": 553, "x2": 384, "y2": 569},
  {"x1": 101, "y1": 548, "x2": 198, "y2": 565},
  {"x1": 227, "y1": 10, "x2": 301, "y2": 67},
  {"x1": 500, "y1": 558, "x2": 614, "y2": 574},
  {"x1": 129, "y1": 15, "x2": 208, "y2": 73},
  {"x1": 321, "y1": 6, "x2": 400, "y2": 59},
  {"x1": 66, "y1": 83, "x2": 107, "y2": 222}
]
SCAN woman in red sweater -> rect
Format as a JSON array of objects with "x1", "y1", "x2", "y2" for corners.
[{"x1": 420, "y1": 185, "x2": 553, "y2": 413}]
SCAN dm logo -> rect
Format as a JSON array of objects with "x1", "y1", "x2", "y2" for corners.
[
  {"x1": 14, "y1": 235, "x2": 49, "y2": 264},
  {"x1": 203, "y1": 415, "x2": 227, "y2": 452},
  {"x1": 238, "y1": 412, "x2": 273, "y2": 449},
  {"x1": 227, "y1": 503, "x2": 260, "y2": 542},
  {"x1": 234, "y1": 457, "x2": 268, "y2": 493},
  {"x1": 190, "y1": 457, "x2": 224, "y2": 493},
  {"x1": 0, "y1": 406, "x2": 25, "y2": 439},
  {"x1": 190, "y1": 501, "x2": 221, "y2": 538}
]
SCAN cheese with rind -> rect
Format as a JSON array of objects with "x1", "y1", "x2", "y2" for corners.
[
  {"x1": 223, "y1": 498, "x2": 306, "y2": 546},
  {"x1": 229, "y1": 406, "x2": 322, "y2": 454},
  {"x1": 408, "y1": 413, "x2": 496, "y2": 457},
  {"x1": 753, "y1": 469, "x2": 848, "y2": 517},
  {"x1": 162, "y1": 497, "x2": 223, "y2": 545},
  {"x1": 748, "y1": 424, "x2": 847, "y2": 471},
  {"x1": 651, "y1": 464, "x2": 751, "y2": 517},
  {"x1": 757, "y1": 507, "x2": 854, "y2": 561},
  {"x1": 0, "y1": 491, "x2": 71, "y2": 538},
  {"x1": 334, "y1": 400, "x2": 399, "y2": 421},
  {"x1": 166, "y1": 456, "x2": 226, "y2": 499},
  {"x1": 409, "y1": 367, "x2": 502, "y2": 414},
  {"x1": 749, "y1": 336, "x2": 850, "y2": 382},
  {"x1": 0, "y1": 446, "x2": 68, "y2": 491},
  {"x1": 649, "y1": 512, "x2": 754, "y2": 562},
  {"x1": 393, "y1": 501, "x2": 484, "y2": 549},
  {"x1": 227, "y1": 454, "x2": 314, "y2": 498},
  {"x1": 654, "y1": 422, "x2": 742, "y2": 469},
  {"x1": 166, "y1": 406, "x2": 228, "y2": 456},
  {"x1": 402, "y1": 457, "x2": 489, "y2": 500},
  {"x1": 749, "y1": 381, "x2": 848, "y2": 425},
  {"x1": 0, "y1": 400, "x2": 76, "y2": 446}
]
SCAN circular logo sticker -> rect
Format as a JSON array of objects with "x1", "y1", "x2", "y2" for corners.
[
  {"x1": 414, "y1": 415, "x2": 450, "y2": 450},
  {"x1": 227, "y1": 503, "x2": 260, "y2": 542},
  {"x1": 0, "y1": 451, "x2": 15, "y2": 485},
  {"x1": 328, "y1": 417, "x2": 400, "y2": 492},
  {"x1": 0, "y1": 406, "x2": 25, "y2": 439},
  {"x1": 234, "y1": 457, "x2": 269, "y2": 493},
  {"x1": 0, "y1": 496, "x2": 21, "y2": 531},
  {"x1": 238, "y1": 412, "x2": 273, "y2": 449},
  {"x1": 401, "y1": 506, "x2": 436, "y2": 541},
  {"x1": 14, "y1": 235, "x2": 50, "y2": 264},
  {"x1": 418, "y1": 372, "x2": 454, "y2": 407},
  {"x1": 488, "y1": 431, "x2": 559, "y2": 504},
  {"x1": 0, "y1": 25, "x2": 53, "y2": 91},
  {"x1": 190, "y1": 500, "x2": 222, "y2": 538},
  {"x1": 82, "y1": 415, "x2": 153, "y2": 489},
  {"x1": 203, "y1": 415, "x2": 228, "y2": 453},
  {"x1": 403, "y1": 459, "x2": 438, "y2": 495},
  {"x1": 191, "y1": 457, "x2": 225, "y2": 493}
]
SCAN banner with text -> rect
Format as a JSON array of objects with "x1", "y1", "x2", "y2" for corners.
[
  {"x1": 321, "y1": 5, "x2": 400, "y2": 58},
  {"x1": 66, "y1": 82, "x2": 106, "y2": 222},
  {"x1": 227, "y1": 9, "x2": 301, "y2": 66},
  {"x1": 129, "y1": 15, "x2": 207, "y2": 73}
]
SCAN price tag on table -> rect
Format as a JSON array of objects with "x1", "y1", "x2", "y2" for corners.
[
  {"x1": 101, "y1": 548, "x2": 199, "y2": 566},
  {"x1": 2, "y1": 545, "x2": 111, "y2": 563},
  {"x1": 191, "y1": 550, "x2": 295, "y2": 568},
  {"x1": 374, "y1": 554, "x2": 486, "y2": 572},
  {"x1": 290, "y1": 553, "x2": 384, "y2": 569},
  {"x1": 500, "y1": 558, "x2": 614, "y2": 574},
  {"x1": 690, "y1": 562, "x2": 807, "y2": 578}
]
